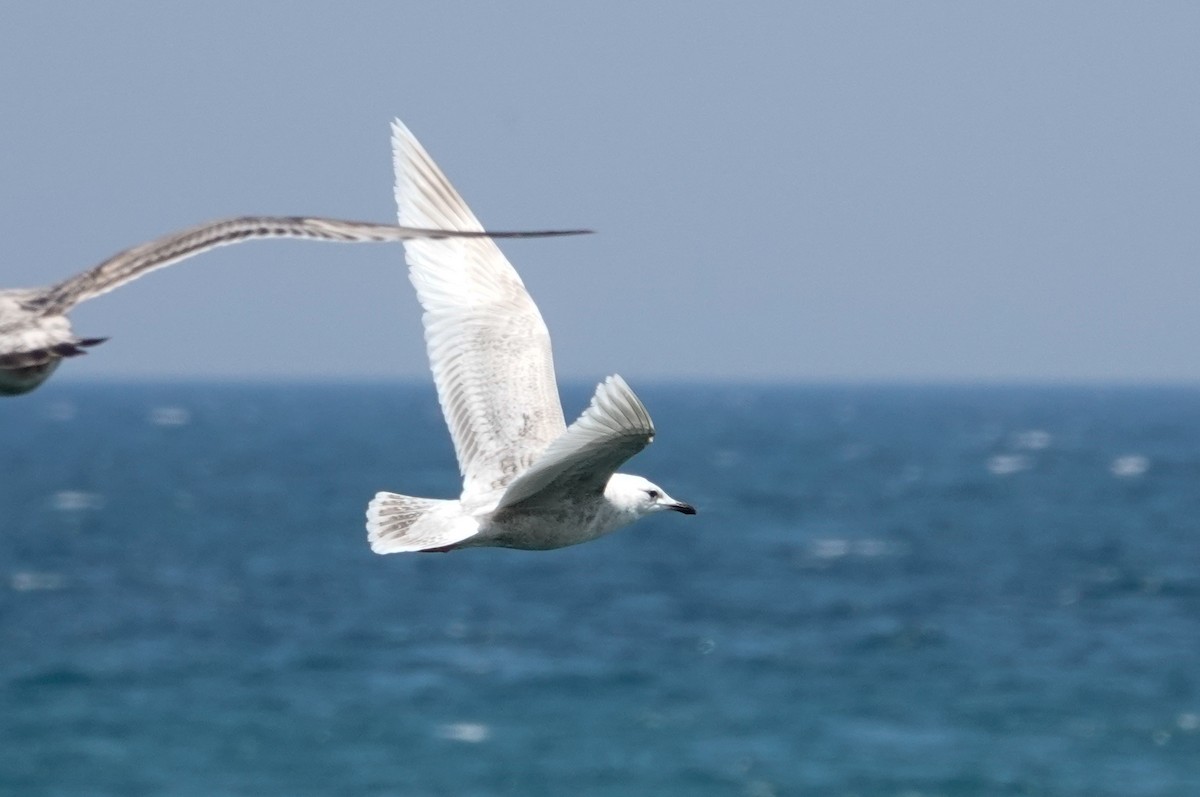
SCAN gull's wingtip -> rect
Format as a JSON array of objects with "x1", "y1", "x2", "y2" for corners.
[
  {"x1": 604, "y1": 373, "x2": 631, "y2": 392},
  {"x1": 390, "y1": 117, "x2": 415, "y2": 145},
  {"x1": 390, "y1": 118, "x2": 417, "y2": 177},
  {"x1": 491, "y1": 228, "x2": 594, "y2": 239},
  {"x1": 390, "y1": 118, "x2": 420, "y2": 162},
  {"x1": 596, "y1": 374, "x2": 654, "y2": 435},
  {"x1": 390, "y1": 118, "x2": 591, "y2": 239}
]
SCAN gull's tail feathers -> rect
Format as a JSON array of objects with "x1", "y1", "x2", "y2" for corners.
[{"x1": 366, "y1": 493, "x2": 480, "y2": 554}]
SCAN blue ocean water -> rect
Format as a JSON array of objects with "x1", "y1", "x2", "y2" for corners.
[{"x1": 1, "y1": 382, "x2": 1198, "y2": 796}]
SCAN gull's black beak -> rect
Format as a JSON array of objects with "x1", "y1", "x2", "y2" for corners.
[{"x1": 668, "y1": 501, "x2": 697, "y2": 515}]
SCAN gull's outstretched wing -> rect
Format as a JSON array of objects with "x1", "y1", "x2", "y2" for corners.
[
  {"x1": 34, "y1": 215, "x2": 588, "y2": 315},
  {"x1": 392, "y1": 120, "x2": 569, "y2": 505},
  {"x1": 495, "y1": 375, "x2": 654, "y2": 511},
  {"x1": 0, "y1": 214, "x2": 584, "y2": 397}
]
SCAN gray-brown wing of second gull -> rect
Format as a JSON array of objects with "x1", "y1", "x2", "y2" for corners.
[
  {"x1": 365, "y1": 120, "x2": 695, "y2": 554},
  {"x1": 0, "y1": 216, "x2": 588, "y2": 396}
]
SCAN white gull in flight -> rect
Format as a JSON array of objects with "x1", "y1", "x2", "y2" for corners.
[
  {"x1": 366, "y1": 121, "x2": 695, "y2": 554},
  {"x1": 1, "y1": 216, "x2": 587, "y2": 396}
]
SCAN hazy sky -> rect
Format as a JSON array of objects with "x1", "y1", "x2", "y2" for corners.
[{"x1": 2, "y1": 2, "x2": 1198, "y2": 384}]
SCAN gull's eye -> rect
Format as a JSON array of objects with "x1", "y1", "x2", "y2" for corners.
[{"x1": 646, "y1": 489, "x2": 661, "y2": 500}]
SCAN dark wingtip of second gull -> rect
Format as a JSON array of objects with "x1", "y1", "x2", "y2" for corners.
[{"x1": 475, "y1": 228, "x2": 594, "y2": 239}]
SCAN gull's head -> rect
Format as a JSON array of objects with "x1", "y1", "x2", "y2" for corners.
[{"x1": 605, "y1": 473, "x2": 696, "y2": 519}]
